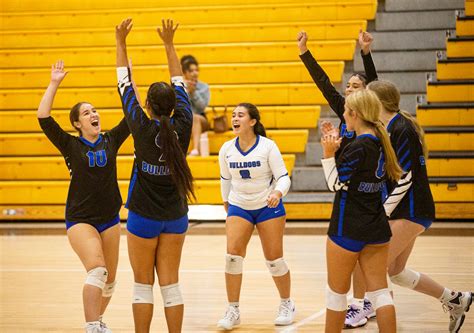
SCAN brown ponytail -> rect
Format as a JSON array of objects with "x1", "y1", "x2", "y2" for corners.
[
  {"x1": 367, "y1": 80, "x2": 428, "y2": 159},
  {"x1": 69, "y1": 101, "x2": 87, "y2": 134},
  {"x1": 346, "y1": 90, "x2": 402, "y2": 182},
  {"x1": 147, "y1": 82, "x2": 196, "y2": 202}
]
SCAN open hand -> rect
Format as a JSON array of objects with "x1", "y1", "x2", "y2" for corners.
[
  {"x1": 116, "y1": 18, "x2": 133, "y2": 42},
  {"x1": 321, "y1": 121, "x2": 339, "y2": 138},
  {"x1": 157, "y1": 19, "x2": 179, "y2": 45},
  {"x1": 50, "y1": 60, "x2": 68, "y2": 84},
  {"x1": 321, "y1": 134, "x2": 342, "y2": 158}
]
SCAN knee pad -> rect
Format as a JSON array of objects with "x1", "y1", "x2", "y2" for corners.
[
  {"x1": 85, "y1": 267, "x2": 108, "y2": 289},
  {"x1": 160, "y1": 283, "x2": 183, "y2": 308},
  {"x1": 265, "y1": 257, "x2": 289, "y2": 277},
  {"x1": 133, "y1": 282, "x2": 154, "y2": 304},
  {"x1": 326, "y1": 286, "x2": 347, "y2": 311},
  {"x1": 390, "y1": 268, "x2": 420, "y2": 289},
  {"x1": 102, "y1": 280, "x2": 117, "y2": 297},
  {"x1": 225, "y1": 254, "x2": 244, "y2": 275},
  {"x1": 366, "y1": 288, "x2": 393, "y2": 310}
]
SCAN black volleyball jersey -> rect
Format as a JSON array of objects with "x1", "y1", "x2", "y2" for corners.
[
  {"x1": 300, "y1": 50, "x2": 378, "y2": 158},
  {"x1": 322, "y1": 134, "x2": 392, "y2": 242},
  {"x1": 117, "y1": 67, "x2": 193, "y2": 220},
  {"x1": 383, "y1": 113, "x2": 435, "y2": 221},
  {"x1": 38, "y1": 116, "x2": 130, "y2": 224}
]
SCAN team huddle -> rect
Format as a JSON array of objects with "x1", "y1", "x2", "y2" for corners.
[{"x1": 37, "y1": 18, "x2": 472, "y2": 333}]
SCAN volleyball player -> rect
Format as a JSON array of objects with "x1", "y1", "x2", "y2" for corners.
[
  {"x1": 38, "y1": 60, "x2": 130, "y2": 332},
  {"x1": 355, "y1": 80, "x2": 472, "y2": 333},
  {"x1": 321, "y1": 90, "x2": 401, "y2": 333},
  {"x1": 217, "y1": 103, "x2": 294, "y2": 330},
  {"x1": 297, "y1": 29, "x2": 377, "y2": 157},
  {"x1": 115, "y1": 18, "x2": 194, "y2": 333}
]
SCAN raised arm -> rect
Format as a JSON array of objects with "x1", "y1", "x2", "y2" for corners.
[
  {"x1": 37, "y1": 60, "x2": 73, "y2": 154},
  {"x1": 157, "y1": 19, "x2": 182, "y2": 78},
  {"x1": 358, "y1": 30, "x2": 378, "y2": 83},
  {"x1": 297, "y1": 31, "x2": 345, "y2": 119},
  {"x1": 37, "y1": 60, "x2": 68, "y2": 118},
  {"x1": 116, "y1": 18, "x2": 151, "y2": 135},
  {"x1": 158, "y1": 20, "x2": 193, "y2": 139}
]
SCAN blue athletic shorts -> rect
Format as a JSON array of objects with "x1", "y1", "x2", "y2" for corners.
[
  {"x1": 408, "y1": 217, "x2": 432, "y2": 229},
  {"x1": 329, "y1": 235, "x2": 390, "y2": 253},
  {"x1": 127, "y1": 210, "x2": 189, "y2": 239},
  {"x1": 66, "y1": 215, "x2": 120, "y2": 233},
  {"x1": 227, "y1": 201, "x2": 286, "y2": 224}
]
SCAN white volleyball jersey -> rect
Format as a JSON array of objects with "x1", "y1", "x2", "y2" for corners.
[{"x1": 219, "y1": 135, "x2": 291, "y2": 210}]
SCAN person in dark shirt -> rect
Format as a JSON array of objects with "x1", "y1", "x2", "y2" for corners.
[
  {"x1": 360, "y1": 80, "x2": 471, "y2": 333},
  {"x1": 115, "y1": 18, "x2": 194, "y2": 333},
  {"x1": 37, "y1": 60, "x2": 130, "y2": 333},
  {"x1": 321, "y1": 90, "x2": 401, "y2": 333},
  {"x1": 297, "y1": 29, "x2": 377, "y2": 158}
]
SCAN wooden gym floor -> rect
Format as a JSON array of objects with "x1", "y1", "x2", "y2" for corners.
[{"x1": 0, "y1": 222, "x2": 473, "y2": 332}]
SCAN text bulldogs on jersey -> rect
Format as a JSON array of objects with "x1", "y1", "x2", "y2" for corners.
[{"x1": 229, "y1": 161, "x2": 261, "y2": 169}]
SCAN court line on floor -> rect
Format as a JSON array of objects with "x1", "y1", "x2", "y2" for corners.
[{"x1": 279, "y1": 308, "x2": 326, "y2": 333}]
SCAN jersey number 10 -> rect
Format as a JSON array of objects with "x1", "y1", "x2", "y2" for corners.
[{"x1": 86, "y1": 150, "x2": 107, "y2": 167}]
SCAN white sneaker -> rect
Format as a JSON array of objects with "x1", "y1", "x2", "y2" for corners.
[
  {"x1": 363, "y1": 298, "x2": 376, "y2": 319},
  {"x1": 217, "y1": 305, "x2": 241, "y2": 330},
  {"x1": 188, "y1": 149, "x2": 199, "y2": 157},
  {"x1": 85, "y1": 321, "x2": 102, "y2": 333},
  {"x1": 99, "y1": 319, "x2": 112, "y2": 333},
  {"x1": 275, "y1": 299, "x2": 296, "y2": 326},
  {"x1": 443, "y1": 291, "x2": 473, "y2": 333},
  {"x1": 344, "y1": 304, "x2": 368, "y2": 328}
]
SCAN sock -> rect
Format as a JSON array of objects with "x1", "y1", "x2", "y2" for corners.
[
  {"x1": 98, "y1": 315, "x2": 103, "y2": 322},
  {"x1": 85, "y1": 321, "x2": 101, "y2": 327},
  {"x1": 352, "y1": 297, "x2": 364, "y2": 310},
  {"x1": 281, "y1": 297, "x2": 291, "y2": 303},
  {"x1": 229, "y1": 302, "x2": 239, "y2": 308}
]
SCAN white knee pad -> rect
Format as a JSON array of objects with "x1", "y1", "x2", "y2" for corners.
[
  {"x1": 160, "y1": 283, "x2": 183, "y2": 307},
  {"x1": 390, "y1": 268, "x2": 420, "y2": 289},
  {"x1": 133, "y1": 282, "x2": 154, "y2": 304},
  {"x1": 366, "y1": 288, "x2": 393, "y2": 310},
  {"x1": 326, "y1": 286, "x2": 347, "y2": 311},
  {"x1": 265, "y1": 257, "x2": 289, "y2": 277},
  {"x1": 225, "y1": 254, "x2": 244, "y2": 275},
  {"x1": 102, "y1": 280, "x2": 117, "y2": 297},
  {"x1": 85, "y1": 267, "x2": 108, "y2": 289}
]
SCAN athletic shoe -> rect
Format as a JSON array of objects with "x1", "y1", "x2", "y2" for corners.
[
  {"x1": 217, "y1": 305, "x2": 241, "y2": 330},
  {"x1": 85, "y1": 322, "x2": 103, "y2": 333},
  {"x1": 344, "y1": 304, "x2": 368, "y2": 328},
  {"x1": 442, "y1": 291, "x2": 473, "y2": 333},
  {"x1": 188, "y1": 149, "x2": 199, "y2": 157},
  {"x1": 275, "y1": 299, "x2": 296, "y2": 326},
  {"x1": 363, "y1": 298, "x2": 376, "y2": 319},
  {"x1": 99, "y1": 319, "x2": 112, "y2": 333}
]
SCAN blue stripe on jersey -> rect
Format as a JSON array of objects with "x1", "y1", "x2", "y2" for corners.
[
  {"x1": 387, "y1": 113, "x2": 401, "y2": 131},
  {"x1": 397, "y1": 138, "x2": 409, "y2": 156},
  {"x1": 338, "y1": 191, "x2": 348, "y2": 236},
  {"x1": 126, "y1": 165, "x2": 138, "y2": 208},
  {"x1": 403, "y1": 160, "x2": 412, "y2": 172},
  {"x1": 357, "y1": 133, "x2": 379, "y2": 141},
  {"x1": 340, "y1": 158, "x2": 360, "y2": 167},
  {"x1": 409, "y1": 188, "x2": 414, "y2": 217},
  {"x1": 235, "y1": 135, "x2": 260, "y2": 156},
  {"x1": 399, "y1": 149, "x2": 410, "y2": 167},
  {"x1": 277, "y1": 173, "x2": 289, "y2": 180},
  {"x1": 338, "y1": 166, "x2": 354, "y2": 174},
  {"x1": 79, "y1": 135, "x2": 103, "y2": 148}
]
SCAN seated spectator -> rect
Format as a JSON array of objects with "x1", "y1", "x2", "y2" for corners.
[{"x1": 181, "y1": 55, "x2": 211, "y2": 156}]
